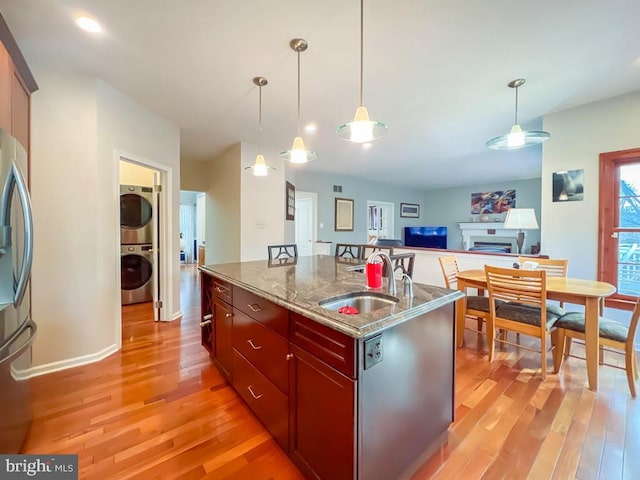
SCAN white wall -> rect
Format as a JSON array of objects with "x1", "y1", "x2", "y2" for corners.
[
  {"x1": 542, "y1": 90, "x2": 640, "y2": 281},
  {"x1": 240, "y1": 143, "x2": 287, "y2": 261},
  {"x1": 28, "y1": 64, "x2": 180, "y2": 373},
  {"x1": 196, "y1": 193, "x2": 205, "y2": 246},
  {"x1": 206, "y1": 144, "x2": 241, "y2": 264}
]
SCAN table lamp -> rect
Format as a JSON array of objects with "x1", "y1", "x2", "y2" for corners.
[{"x1": 503, "y1": 208, "x2": 539, "y2": 254}]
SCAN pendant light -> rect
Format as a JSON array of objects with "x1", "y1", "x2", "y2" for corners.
[
  {"x1": 486, "y1": 78, "x2": 550, "y2": 150},
  {"x1": 280, "y1": 38, "x2": 317, "y2": 164},
  {"x1": 336, "y1": 0, "x2": 387, "y2": 143},
  {"x1": 245, "y1": 77, "x2": 275, "y2": 176}
]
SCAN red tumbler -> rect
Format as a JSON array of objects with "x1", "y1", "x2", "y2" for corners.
[{"x1": 366, "y1": 262, "x2": 383, "y2": 289}]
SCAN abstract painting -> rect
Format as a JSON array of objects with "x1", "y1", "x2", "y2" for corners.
[{"x1": 471, "y1": 190, "x2": 516, "y2": 214}]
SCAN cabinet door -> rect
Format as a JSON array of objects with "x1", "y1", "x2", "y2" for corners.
[
  {"x1": 289, "y1": 344, "x2": 356, "y2": 480},
  {"x1": 11, "y1": 69, "x2": 29, "y2": 155},
  {"x1": 213, "y1": 297, "x2": 233, "y2": 379},
  {"x1": 0, "y1": 43, "x2": 10, "y2": 134}
]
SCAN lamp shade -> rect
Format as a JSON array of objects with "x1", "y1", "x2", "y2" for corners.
[{"x1": 503, "y1": 208, "x2": 539, "y2": 230}]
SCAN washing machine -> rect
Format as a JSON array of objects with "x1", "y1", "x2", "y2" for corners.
[
  {"x1": 120, "y1": 184, "x2": 153, "y2": 244},
  {"x1": 121, "y1": 244, "x2": 153, "y2": 305}
]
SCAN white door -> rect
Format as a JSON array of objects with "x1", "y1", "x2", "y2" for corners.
[{"x1": 295, "y1": 197, "x2": 313, "y2": 256}]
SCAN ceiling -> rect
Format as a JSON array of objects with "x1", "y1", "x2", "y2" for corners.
[{"x1": 2, "y1": 0, "x2": 640, "y2": 190}]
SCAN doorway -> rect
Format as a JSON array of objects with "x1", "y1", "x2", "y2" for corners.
[
  {"x1": 366, "y1": 200, "x2": 395, "y2": 242},
  {"x1": 118, "y1": 155, "x2": 170, "y2": 323},
  {"x1": 180, "y1": 190, "x2": 205, "y2": 265},
  {"x1": 295, "y1": 191, "x2": 317, "y2": 256}
]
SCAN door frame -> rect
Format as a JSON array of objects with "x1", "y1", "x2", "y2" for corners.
[
  {"x1": 366, "y1": 200, "x2": 395, "y2": 241},
  {"x1": 115, "y1": 151, "x2": 173, "y2": 326}
]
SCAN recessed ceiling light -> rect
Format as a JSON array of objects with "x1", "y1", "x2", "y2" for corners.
[
  {"x1": 75, "y1": 16, "x2": 102, "y2": 34},
  {"x1": 304, "y1": 123, "x2": 317, "y2": 133},
  {"x1": 363, "y1": 143, "x2": 372, "y2": 149}
]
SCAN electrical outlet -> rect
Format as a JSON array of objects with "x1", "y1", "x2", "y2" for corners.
[
  {"x1": 320, "y1": 222, "x2": 324, "y2": 229},
  {"x1": 364, "y1": 334, "x2": 383, "y2": 370}
]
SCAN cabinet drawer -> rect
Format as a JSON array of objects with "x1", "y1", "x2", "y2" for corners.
[
  {"x1": 233, "y1": 286, "x2": 289, "y2": 337},
  {"x1": 211, "y1": 277, "x2": 232, "y2": 304},
  {"x1": 291, "y1": 313, "x2": 356, "y2": 378},
  {"x1": 233, "y1": 309, "x2": 289, "y2": 394},
  {"x1": 233, "y1": 349, "x2": 289, "y2": 451}
]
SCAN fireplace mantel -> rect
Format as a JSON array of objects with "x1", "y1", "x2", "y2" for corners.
[{"x1": 458, "y1": 222, "x2": 526, "y2": 252}]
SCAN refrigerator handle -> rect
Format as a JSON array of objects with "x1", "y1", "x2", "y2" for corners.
[
  {"x1": 0, "y1": 317, "x2": 36, "y2": 365},
  {"x1": 10, "y1": 163, "x2": 33, "y2": 307}
]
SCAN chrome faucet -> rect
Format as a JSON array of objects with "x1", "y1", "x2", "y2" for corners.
[
  {"x1": 366, "y1": 251, "x2": 397, "y2": 296},
  {"x1": 401, "y1": 273, "x2": 413, "y2": 298}
]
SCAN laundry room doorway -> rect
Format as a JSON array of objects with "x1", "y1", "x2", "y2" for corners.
[{"x1": 118, "y1": 157, "x2": 169, "y2": 322}]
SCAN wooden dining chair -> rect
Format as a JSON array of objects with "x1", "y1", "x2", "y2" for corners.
[
  {"x1": 267, "y1": 244, "x2": 298, "y2": 260},
  {"x1": 335, "y1": 243, "x2": 363, "y2": 259},
  {"x1": 552, "y1": 298, "x2": 640, "y2": 397},
  {"x1": 438, "y1": 255, "x2": 497, "y2": 335},
  {"x1": 485, "y1": 265, "x2": 564, "y2": 379}
]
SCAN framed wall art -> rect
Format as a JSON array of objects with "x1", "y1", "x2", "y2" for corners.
[
  {"x1": 400, "y1": 203, "x2": 420, "y2": 218},
  {"x1": 470, "y1": 190, "x2": 515, "y2": 214},
  {"x1": 552, "y1": 169, "x2": 584, "y2": 202},
  {"x1": 335, "y1": 197, "x2": 354, "y2": 231},
  {"x1": 286, "y1": 181, "x2": 295, "y2": 221}
]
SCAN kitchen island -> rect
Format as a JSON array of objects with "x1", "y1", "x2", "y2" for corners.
[{"x1": 199, "y1": 255, "x2": 463, "y2": 480}]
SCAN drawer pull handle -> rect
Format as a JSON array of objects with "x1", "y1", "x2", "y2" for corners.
[
  {"x1": 248, "y1": 303, "x2": 262, "y2": 313},
  {"x1": 203, "y1": 314, "x2": 213, "y2": 321},
  {"x1": 225, "y1": 312, "x2": 232, "y2": 318},
  {"x1": 214, "y1": 286, "x2": 227, "y2": 293},
  {"x1": 199, "y1": 320, "x2": 212, "y2": 327},
  {"x1": 286, "y1": 353, "x2": 293, "y2": 361},
  {"x1": 247, "y1": 339, "x2": 262, "y2": 350},
  {"x1": 247, "y1": 385, "x2": 263, "y2": 400}
]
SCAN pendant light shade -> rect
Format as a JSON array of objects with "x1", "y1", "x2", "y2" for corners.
[
  {"x1": 245, "y1": 77, "x2": 275, "y2": 176},
  {"x1": 280, "y1": 38, "x2": 317, "y2": 164},
  {"x1": 336, "y1": 0, "x2": 387, "y2": 143},
  {"x1": 486, "y1": 78, "x2": 550, "y2": 150}
]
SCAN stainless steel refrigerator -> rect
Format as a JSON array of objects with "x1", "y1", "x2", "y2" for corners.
[{"x1": 0, "y1": 129, "x2": 35, "y2": 453}]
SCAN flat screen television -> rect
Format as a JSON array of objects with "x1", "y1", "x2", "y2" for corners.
[{"x1": 404, "y1": 226, "x2": 447, "y2": 249}]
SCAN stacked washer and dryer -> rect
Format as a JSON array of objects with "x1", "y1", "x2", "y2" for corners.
[{"x1": 120, "y1": 185, "x2": 154, "y2": 305}]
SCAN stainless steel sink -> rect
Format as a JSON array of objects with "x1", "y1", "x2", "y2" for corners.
[{"x1": 319, "y1": 292, "x2": 399, "y2": 314}]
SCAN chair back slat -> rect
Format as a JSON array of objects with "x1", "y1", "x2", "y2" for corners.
[
  {"x1": 361, "y1": 245, "x2": 394, "y2": 260},
  {"x1": 438, "y1": 255, "x2": 460, "y2": 289},
  {"x1": 335, "y1": 243, "x2": 363, "y2": 259},
  {"x1": 267, "y1": 244, "x2": 298, "y2": 260},
  {"x1": 517, "y1": 257, "x2": 568, "y2": 277},
  {"x1": 485, "y1": 265, "x2": 547, "y2": 309},
  {"x1": 387, "y1": 253, "x2": 416, "y2": 278}
]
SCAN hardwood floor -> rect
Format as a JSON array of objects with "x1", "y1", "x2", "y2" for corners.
[{"x1": 23, "y1": 265, "x2": 638, "y2": 479}]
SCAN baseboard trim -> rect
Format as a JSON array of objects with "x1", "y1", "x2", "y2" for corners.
[
  {"x1": 170, "y1": 310, "x2": 182, "y2": 321},
  {"x1": 11, "y1": 343, "x2": 120, "y2": 380}
]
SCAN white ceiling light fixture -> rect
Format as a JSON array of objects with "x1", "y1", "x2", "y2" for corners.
[
  {"x1": 245, "y1": 77, "x2": 275, "y2": 177},
  {"x1": 486, "y1": 78, "x2": 550, "y2": 150},
  {"x1": 75, "y1": 16, "x2": 102, "y2": 34},
  {"x1": 280, "y1": 38, "x2": 317, "y2": 164},
  {"x1": 337, "y1": 0, "x2": 387, "y2": 144}
]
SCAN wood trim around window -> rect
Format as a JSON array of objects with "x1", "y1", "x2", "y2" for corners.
[{"x1": 598, "y1": 147, "x2": 640, "y2": 309}]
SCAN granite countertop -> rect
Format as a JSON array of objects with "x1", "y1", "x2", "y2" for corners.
[{"x1": 200, "y1": 255, "x2": 463, "y2": 338}]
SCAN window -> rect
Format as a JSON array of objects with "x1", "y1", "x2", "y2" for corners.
[{"x1": 599, "y1": 148, "x2": 640, "y2": 309}]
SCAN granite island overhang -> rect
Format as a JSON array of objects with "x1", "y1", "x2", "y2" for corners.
[{"x1": 199, "y1": 255, "x2": 464, "y2": 480}]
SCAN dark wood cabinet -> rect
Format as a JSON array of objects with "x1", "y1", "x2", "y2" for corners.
[
  {"x1": 289, "y1": 343, "x2": 355, "y2": 480},
  {"x1": 200, "y1": 269, "x2": 455, "y2": 480}
]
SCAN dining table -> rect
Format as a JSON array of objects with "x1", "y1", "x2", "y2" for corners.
[{"x1": 456, "y1": 269, "x2": 617, "y2": 391}]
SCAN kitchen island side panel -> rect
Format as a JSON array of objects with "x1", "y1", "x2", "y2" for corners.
[{"x1": 358, "y1": 303, "x2": 454, "y2": 480}]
